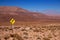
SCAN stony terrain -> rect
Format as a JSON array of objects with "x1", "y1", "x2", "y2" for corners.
[{"x1": 0, "y1": 24, "x2": 60, "y2": 40}]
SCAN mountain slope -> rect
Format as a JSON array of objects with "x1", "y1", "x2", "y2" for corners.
[
  {"x1": 41, "y1": 10, "x2": 60, "y2": 16},
  {"x1": 0, "y1": 6, "x2": 60, "y2": 25}
]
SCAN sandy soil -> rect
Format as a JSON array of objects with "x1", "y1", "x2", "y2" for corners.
[{"x1": 0, "y1": 24, "x2": 60, "y2": 40}]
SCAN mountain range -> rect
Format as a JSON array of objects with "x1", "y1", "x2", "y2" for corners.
[{"x1": 0, "y1": 6, "x2": 60, "y2": 25}]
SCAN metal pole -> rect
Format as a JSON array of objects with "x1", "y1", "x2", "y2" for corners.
[{"x1": 11, "y1": 24, "x2": 13, "y2": 33}]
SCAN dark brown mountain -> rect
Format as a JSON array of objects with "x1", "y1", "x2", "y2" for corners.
[{"x1": 0, "y1": 6, "x2": 60, "y2": 25}]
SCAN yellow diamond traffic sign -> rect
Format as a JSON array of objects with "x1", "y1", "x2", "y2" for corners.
[{"x1": 10, "y1": 18, "x2": 15, "y2": 25}]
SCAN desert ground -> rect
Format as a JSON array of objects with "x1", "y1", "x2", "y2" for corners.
[{"x1": 0, "y1": 23, "x2": 60, "y2": 40}]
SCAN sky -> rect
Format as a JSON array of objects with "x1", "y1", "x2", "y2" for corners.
[{"x1": 0, "y1": 0, "x2": 60, "y2": 12}]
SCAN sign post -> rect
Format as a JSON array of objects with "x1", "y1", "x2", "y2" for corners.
[{"x1": 10, "y1": 18, "x2": 15, "y2": 33}]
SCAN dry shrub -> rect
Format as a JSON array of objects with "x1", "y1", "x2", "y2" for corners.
[
  {"x1": 23, "y1": 32, "x2": 28, "y2": 35},
  {"x1": 37, "y1": 37, "x2": 41, "y2": 40},
  {"x1": 4, "y1": 35, "x2": 10, "y2": 40},
  {"x1": 10, "y1": 34, "x2": 24, "y2": 40},
  {"x1": 43, "y1": 37, "x2": 50, "y2": 40},
  {"x1": 23, "y1": 36, "x2": 28, "y2": 39}
]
